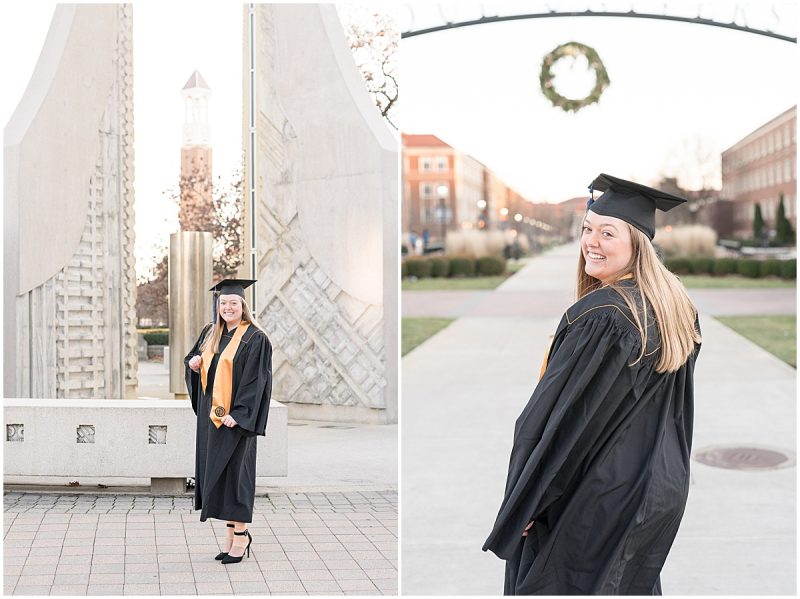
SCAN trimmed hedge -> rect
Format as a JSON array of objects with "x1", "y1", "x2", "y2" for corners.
[
  {"x1": 712, "y1": 258, "x2": 737, "y2": 276},
  {"x1": 142, "y1": 331, "x2": 168, "y2": 346},
  {"x1": 781, "y1": 259, "x2": 796, "y2": 279},
  {"x1": 401, "y1": 260, "x2": 408, "y2": 278},
  {"x1": 429, "y1": 257, "x2": 450, "y2": 278},
  {"x1": 664, "y1": 258, "x2": 692, "y2": 275},
  {"x1": 405, "y1": 258, "x2": 432, "y2": 278},
  {"x1": 476, "y1": 256, "x2": 506, "y2": 276},
  {"x1": 760, "y1": 259, "x2": 783, "y2": 278},
  {"x1": 736, "y1": 259, "x2": 761, "y2": 278},
  {"x1": 449, "y1": 257, "x2": 476, "y2": 277},
  {"x1": 663, "y1": 256, "x2": 795, "y2": 279},
  {"x1": 690, "y1": 257, "x2": 714, "y2": 275}
]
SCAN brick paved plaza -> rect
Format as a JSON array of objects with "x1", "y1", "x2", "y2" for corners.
[{"x1": 3, "y1": 490, "x2": 397, "y2": 596}]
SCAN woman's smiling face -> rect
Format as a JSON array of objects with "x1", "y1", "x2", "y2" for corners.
[
  {"x1": 218, "y1": 294, "x2": 243, "y2": 325},
  {"x1": 581, "y1": 211, "x2": 633, "y2": 284}
]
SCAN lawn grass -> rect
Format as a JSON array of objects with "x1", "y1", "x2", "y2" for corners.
[
  {"x1": 716, "y1": 315, "x2": 796, "y2": 368},
  {"x1": 680, "y1": 275, "x2": 795, "y2": 289},
  {"x1": 402, "y1": 317, "x2": 455, "y2": 356},
  {"x1": 402, "y1": 276, "x2": 510, "y2": 291}
]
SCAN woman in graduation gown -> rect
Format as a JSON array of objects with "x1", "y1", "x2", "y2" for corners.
[
  {"x1": 484, "y1": 174, "x2": 702, "y2": 595},
  {"x1": 185, "y1": 279, "x2": 273, "y2": 564}
]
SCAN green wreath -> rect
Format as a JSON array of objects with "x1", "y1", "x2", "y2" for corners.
[{"x1": 540, "y1": 42, "x2": 610, "y2": 112}]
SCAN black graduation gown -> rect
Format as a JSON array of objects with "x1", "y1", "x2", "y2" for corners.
[
  {"x1": 483, "y1": 280, "x2": 701, "y2": 595},
  {"x1": 184, "y1": 323, "x2": 273, "y2": 523}
]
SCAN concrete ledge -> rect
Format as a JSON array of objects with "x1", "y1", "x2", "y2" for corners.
[{"x1": 3, "y1": 398, "x2": 288, "y2": 487}]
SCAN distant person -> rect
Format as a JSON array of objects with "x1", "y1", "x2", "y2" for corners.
[
  {"x1": 185, "y1": 279, "x2": 273, "y2": 564},
  {"x1": 422, "y1": 228, "x2": 430, "y2": 249},
  {"x1": 484, "y1": 174, "x2": 702, "y2": 595},
  {"x1": 512, "y1": 238, "x2": 521, "y2": 261},
  {"x1": 409, "y1": 231, "x2": 419, "y2": 254},
  {"x1": 503, "y1": 243, "x2": 511, "y2": 260}
]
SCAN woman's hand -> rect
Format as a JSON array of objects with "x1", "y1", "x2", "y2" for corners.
[
  {"x1": 221, "y1": 415, "x2": 238, "y2": 428},
  {"x1": 188, "y1": 355, "x2": 202, "y2": 372},
  {"x1": 522, "y1": 521, "x2": 535, "y2": 537}
]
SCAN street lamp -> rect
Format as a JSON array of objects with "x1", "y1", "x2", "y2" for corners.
[{"x1": 437, "y1": 184, "x2": 449, "y2": 243}]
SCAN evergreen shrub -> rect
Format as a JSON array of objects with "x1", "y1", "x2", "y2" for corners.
[
  {"x1": 781, "y1": 259, "x2": 796, "y2": 279},
  {"x1": 405, "y1": 258, "x2": 432, "y2": 279},
  {"x1": 759, "y1": 260, "x2": 783, "y2": 278},
  {"x1": 429, "y1": 257, "x2": 450, "y2": 278},
  {"x1": 689, "y1": 257, "x2": 714, "y2": 275},
  {"x1": 476, "y1": 256, "x2": 506, "y2": 276},
  {"x1": 712, "y1": 258, "x2": 737, "y2": 276},
  {"x1": 449, "y1": 257, "x2": 476, "y2": 277},
  {"x1": 665, "y1": 258, "x2": 691, "y2": 275},
  {"x1": 736, "y1": 259, "x2": 761, "y2": 278},
  {"x1": 143, "y1": 331, "x2": 169, "y2": 346}
]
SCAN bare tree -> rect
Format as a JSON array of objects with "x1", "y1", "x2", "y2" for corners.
[
  {"x1": 135, "y1": 168, "x2": 244, "y2": 326},
  {"x1": 337, "y1": 5, "x2": 399, "y2": 129},
  {"x1": 136, "y1": 253, "x2": 168, "y2": 327}
]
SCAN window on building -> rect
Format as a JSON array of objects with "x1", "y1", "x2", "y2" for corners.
[
  {"x1": 422, "y1": 202, "x2": 434, "y2": 225},
  {"x1": 420, "y1": 157, "x2": 433, "y2": 172},
  {"x1": 420, "y1": 183, "x2": 434, "y2": 199},
  {"x1": 436, "y1": 156, "x2": 448, "y2": 172},
  {"x1": 784, "y1": 125, "x2": 790, "y2": 148}
]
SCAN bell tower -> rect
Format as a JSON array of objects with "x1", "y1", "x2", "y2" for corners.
[{"x1": 179, "y1": 70, "x2": 213, "y2": 231}]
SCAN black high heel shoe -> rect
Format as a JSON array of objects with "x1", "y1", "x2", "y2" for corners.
[
  {"x1": 221, "y1": 529, "x2": 252, "y2": 564},
  {"x1": 215, "y1": 523, "x2": 235, "y2": 560}
]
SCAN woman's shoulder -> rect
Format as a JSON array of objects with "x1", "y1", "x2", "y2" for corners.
[
  {"x1": 565, "y1": 284, "x2": 636, "y2": 327},
  {"x1": 241, "y1": 323, "x2": 271, "y2": 345}
]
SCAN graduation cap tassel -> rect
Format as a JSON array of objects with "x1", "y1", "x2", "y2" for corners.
[
  {"x1": 212, "y1": 290, "x2": 218, "y2": 323},
  {"x1": 587, "y1": 182, "x2": 595, "y2": 210}
]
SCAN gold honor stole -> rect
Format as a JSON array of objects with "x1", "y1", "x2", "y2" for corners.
[{"x1": 200, "y1": 323, "x2": 250, "y2": 428}]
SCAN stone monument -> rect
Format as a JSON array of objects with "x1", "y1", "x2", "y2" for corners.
[
  {"x1": 3, "y1": 4, "x2": 138, "y2": 399},
  {"x1": 243, "y1": 5, "x2": 398, "y2": 423}
]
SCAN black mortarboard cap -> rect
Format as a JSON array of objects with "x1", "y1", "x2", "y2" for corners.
[
  {"x1": 209, "y1": 279, "x2": 256, "y2": 322},
  {"x1": 209, "y1": 278, "x2": 256, "y2": 298},
  {"x1": 586, "y1": 173, "x2": 687, "y2": 240}
]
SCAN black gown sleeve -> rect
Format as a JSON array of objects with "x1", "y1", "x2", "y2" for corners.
[
  {"x1": 184, "y1": 323, "x2": 213, "y2": 415},
  {"x1": 483, "y1": 309, "x2": 644, "y2": 560},
  {"x1": 228, "y1": 330, "x2": 273, "y2": 437}
]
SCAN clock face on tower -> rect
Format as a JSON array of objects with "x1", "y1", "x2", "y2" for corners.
[{"x1": 181, "y1": 70, "x2": 211, "y2": 148}]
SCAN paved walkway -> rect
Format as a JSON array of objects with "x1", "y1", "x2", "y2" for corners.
[
  {"x1": 403, "y1": 255, "x2": 796, "y2": 319},
  {"x1": 5, "y1": 368, "x2": 398, "y2": 595},
  {"x1": 4, "y1": 491, "x2": 396, "y2": 596},
  {"x1": 402, "y1": 243, "x2": 796, "y2": 595}
]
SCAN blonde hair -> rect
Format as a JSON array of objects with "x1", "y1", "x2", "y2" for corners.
[
  {"x1": 576, "y1": 219, "x2": 701, "y2": 373},
  {"x1": 200, "y1": 296, "x2": 266, "y2": 354}
]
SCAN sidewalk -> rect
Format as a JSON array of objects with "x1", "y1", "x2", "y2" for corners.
[
  {"x1": 4, "y1": 490, "x2": 396, "y2": 596},
  {"x1": 401, "y1": 243, "x2": 796, "y2": 595},
  {"x1": 5, "y1": 371, "x2": 398, "y2": 595}
]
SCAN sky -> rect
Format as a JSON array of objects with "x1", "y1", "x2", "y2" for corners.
[
  {"x1": 2, "y1": 1, "x2": 795, "y2": 276},
  {"x1": 2, "y1": 2, "x2": 396, "y2": 281},
  {"x1": 1, "y1": 2, "x2": 245, "y2": 280},
  {"x1": 400, "y1": 1, "x2": 798, "y2": 203}
]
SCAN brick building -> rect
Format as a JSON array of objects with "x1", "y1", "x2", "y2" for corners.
[
  {"x1": 721, "y1": 106, "x2": 796, "y2": 238},
  {"x1": 402, "y1": 134, "x2": 564, "y2": 241}
]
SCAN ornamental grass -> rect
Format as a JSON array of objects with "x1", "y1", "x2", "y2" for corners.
[{"x1": 655, "y1": 225, "x2": 717, "y2": 258}]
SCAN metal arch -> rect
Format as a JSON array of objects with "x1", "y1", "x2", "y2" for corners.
[{"x1": 401, "y1": 10, "x2": 796, "y2": 43}]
